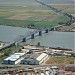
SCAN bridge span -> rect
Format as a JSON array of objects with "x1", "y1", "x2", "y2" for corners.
[
  {"x1": 0, "y1": 26, "x2": 62, "y2": 50},
  {"x1": 14, "y1": 26, "x2": 57, "y2": 44}
]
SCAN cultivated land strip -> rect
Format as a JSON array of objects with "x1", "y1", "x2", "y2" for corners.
[{"x1": 0, "y1": 3, "x2": 74, "y2": 29}]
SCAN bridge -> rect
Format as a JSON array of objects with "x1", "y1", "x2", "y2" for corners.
[
  {"x1": 14, "y1": 25, "x2": 63, "y2": 44},
  {"x1": 0, "y1": 26, "x2": 61, "y2": 50},
  {"x1": 14, "y1": 26, "x2": 57, "y2": 43},
  {"x1": 35, "y1": 0, "x2": 75, "y2": 25}
]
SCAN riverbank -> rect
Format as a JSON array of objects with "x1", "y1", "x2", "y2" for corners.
[
  {"x1": 55, "y1": 24, "x2": 75, "y2": 32},
  {"x1": 0, "y1": 44, "x2": 75, "y2": 74}
]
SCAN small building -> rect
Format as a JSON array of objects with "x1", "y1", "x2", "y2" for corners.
[
  {"x1": 21, "y1": 49, "x2": 30, "y2": 53},
  {"x1": 3, "y1": 53, "x2": 25, "y2": 65},
  {"x1": 0, "y1": 43, "x2": 5, "y2": 48}
]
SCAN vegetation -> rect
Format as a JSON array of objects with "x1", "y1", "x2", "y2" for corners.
[
  {"x1": 71, "y1": 53, "x2": 75, "y2": 57},
  {"x1": 0, "y1": 3, "x2": 74, "y2": 29},
  {"x1": 46, "y1": 57, "x2": 75, "y2": 64},
  {"x1": 0, "y1": 66, "x2": 20, "y2": 69},
  {"x1": 0, "y1": 45, "x2": 21, "y2": 62}
]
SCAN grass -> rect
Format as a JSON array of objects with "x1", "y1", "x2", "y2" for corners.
[
  {"x1": 0, "y1": 3, "x2": 74, "y2": 29},
  {"x1": 34, "y1": 15, "x2": 69, "y2": 29},
  {"x1": 46, "y1": 57, "x2": 75, "y2": 64},
  {"x1": 0, "y1": 66, "x2": 21, "y2": 69},
  {"x1": 0, "y1": 18, "x2": 36, "y2": 27},
  {"x1": 0, "y1": 45, "x2": 21, "y2": 62}
]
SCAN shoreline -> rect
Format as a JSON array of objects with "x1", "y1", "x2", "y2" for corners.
[{"x1": 0, "y1": 24, "x2": 75, "y2": 32}]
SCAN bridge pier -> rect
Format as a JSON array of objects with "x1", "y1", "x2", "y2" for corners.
[
  {"x1": 39, "y1": 31, "x2": 42, "y2": 36},
  {"x1": 51, "y1": 27, "x2": 55, "y2": 31},
  {"x1": 51, "y1": 27, "x2": 56, "y2": 31},
  {"x1": 22, "y1": 38, "x2": 26, "y2": 42},
  {"x1": 54, "y1": 27, "x2": 56, "y2": 31},
  {"x1": 31, "y1": 34, "x2": 34, "y2": 39},
  {"x1": 45, "y1": 29, "x2": 48, "y2": 33}
]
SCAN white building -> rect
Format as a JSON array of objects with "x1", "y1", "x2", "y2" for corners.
[
  {"x1": 36, "y1": 53, "x2": 48, "y2": 64},
  {"x1": 3, "y1": 53, "x2": 25, "y2": 65},
  {"x1": 0, "y1": 43, "x2": 5, "y2": 48},
  {"x1": 21, "y1": 49, "x2": 30, "y2": 53}
]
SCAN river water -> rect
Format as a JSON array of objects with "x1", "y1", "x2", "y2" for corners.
[
  {"x1": 27, "y1": 31, "x2": 75, "y2": 50},
  {"x1": 0, "y1": 25, "x2": 34, "y2": 42},
  {"x1": 0, "y1": 25, "x2": 75, "y2": 50}
]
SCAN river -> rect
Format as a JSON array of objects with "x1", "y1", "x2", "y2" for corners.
[
  {"x1": 0, "y1": 25, "x2": 75, "y2": 50},
  {"x1": 27, "y1": 31, "x2": 75, "y2": 50},
  {"x1": 0, "y1": 25, "x2": 34, "y2": 42}
]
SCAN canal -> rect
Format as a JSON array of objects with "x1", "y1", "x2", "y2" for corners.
[{"x1": 0, "y1": 25, "x2": 75, "y2": 50}]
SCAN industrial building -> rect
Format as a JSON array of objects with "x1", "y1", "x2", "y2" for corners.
[
  {"x1": 21, "y1": 53, "x2": 48, "y2": 65},
  {"x1": 21, "y1": 58, "x2": 39, "y2": 65},
  {"x1": 36, "y1": 53, "x2": 48, "y2": 64},
  {"x1": 21, "y1": 53, "x2": 40, "y2": 65},
  {"x1": 3, "y1": 53, "x2": 25, "y2": 65}
]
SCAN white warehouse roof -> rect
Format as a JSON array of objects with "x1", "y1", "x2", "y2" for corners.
[
  {"x1": 4, "y1": 53, "x2": 25, "y2": 61},
  {"x1": 14, "y1": 53, "x2": 25, "y2": 55},
  {"x1": 50, "y1": 66, "x2": 59, "y2": 69},
  {"x1": 36, "y1": 53, "x2": 48, "y2": 61}
]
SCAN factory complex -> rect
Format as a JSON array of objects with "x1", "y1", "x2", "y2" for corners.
[
  {"x1": 3, "y1": 52, "x2": 48, "y2": 65},
  {"x1": 3, "y1": 45, "x2": 49, "y2": 65},
  {"x1": 3, "y1": 45, "x2": 73, "y2": 65}
]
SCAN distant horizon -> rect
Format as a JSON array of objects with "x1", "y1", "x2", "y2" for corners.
[{"x1": 0, "y1": 0, "x2": 74, "y2": 4}]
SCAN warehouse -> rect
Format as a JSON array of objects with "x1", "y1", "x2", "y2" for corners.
[
  {"x1": 36, "y1": 53, "x2": 48, "y2": 64},
  {"x1": 21, "y1": 58, "x2": 39, "y2": 65},
  {"x1": 3, "y1": 53, "x2": 25, "y2": 65},
  {"x1": 21, "y1": 53, "x2": 48, "y2": 65},
  {"x1": 21, "y1": 53, "x2": 39, "y2": 65}
]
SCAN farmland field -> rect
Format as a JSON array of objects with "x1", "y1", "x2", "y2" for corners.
[{"x1": 0, "y1": 3, "x2": 74, "y2": 29}]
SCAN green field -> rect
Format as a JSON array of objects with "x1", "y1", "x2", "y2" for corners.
[{"x1": 0, "y1": 3, "x2": 74, "y2": 29}]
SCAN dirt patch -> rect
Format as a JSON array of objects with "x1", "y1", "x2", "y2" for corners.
[
  {"x1": 33, "y1": 14, "x2": 59, "y2": 22},
  {"x1": 72, "y1": 14, "x2": 75, "y2": 17},
  {"x1": 46, "y1": 57, "x2": 75, "y2": 64},
  {"x1": 34, "y1": 15, "x2": 48, "y2": 21},
  {"x1": 56, "y1": 24, "x2": 75, "y2": 32},
  {"x1": 49, "y1": 4, "x2": 73, "y2": 6},
  {"x1": 63, "y1": 8, "x2": 74, "y2": 12},
  {"x1": 45, "y1": 14, "x2": 59, "y2": 22},
  {"x1": 6, "y1": 14, "x2": 33, "y2": 20}
]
